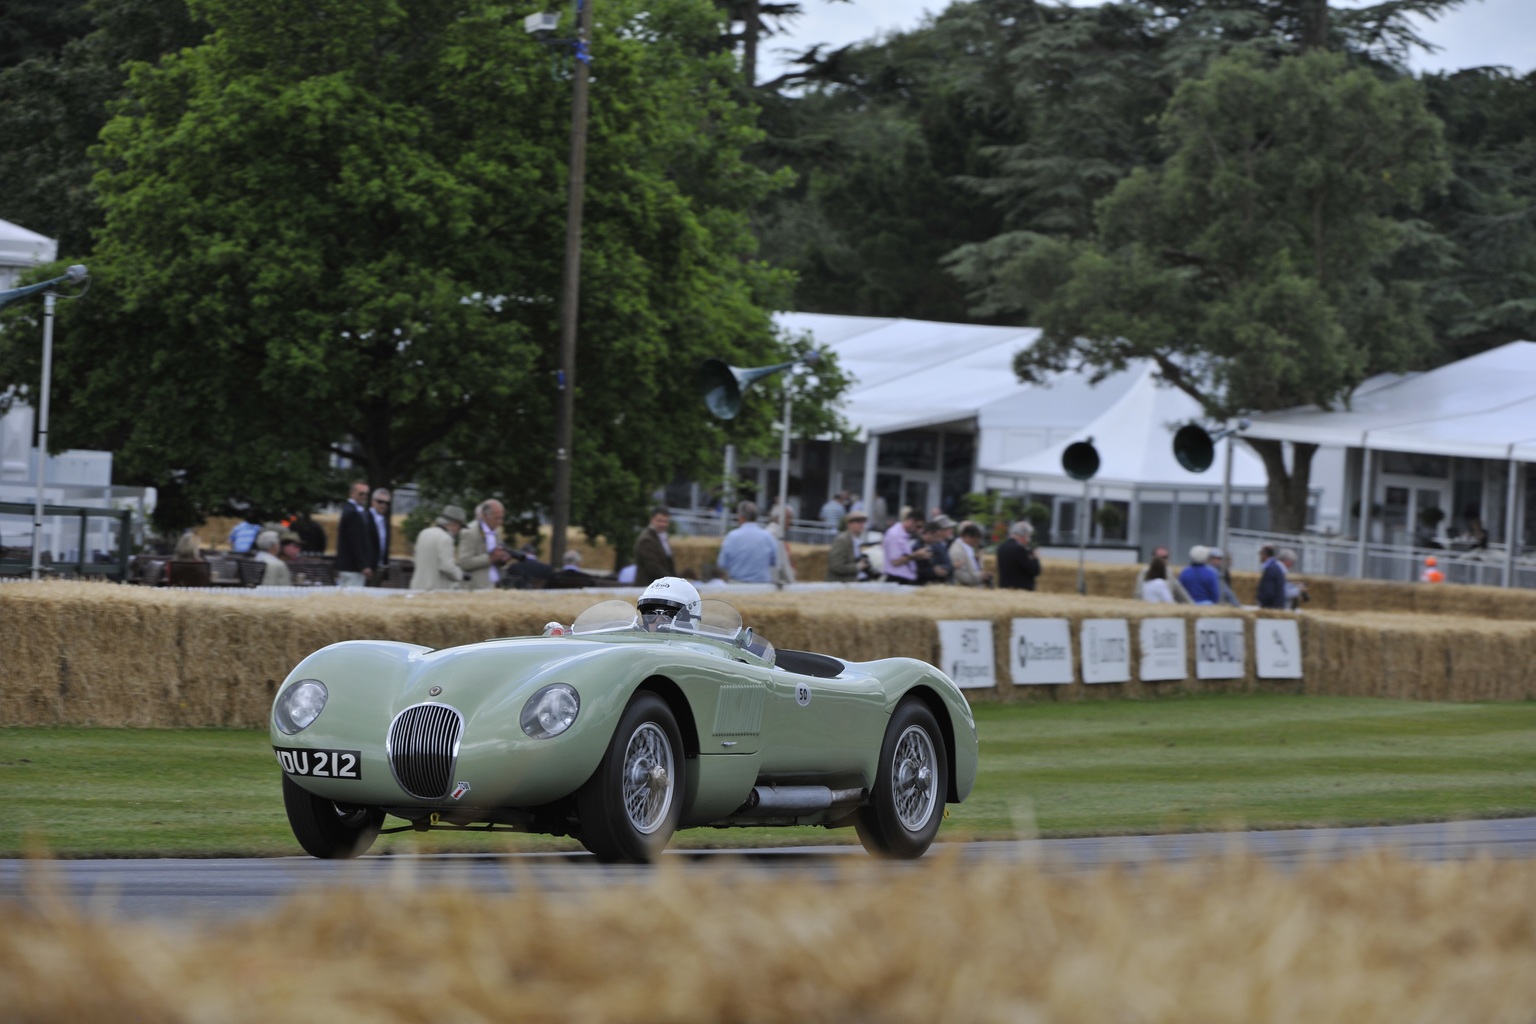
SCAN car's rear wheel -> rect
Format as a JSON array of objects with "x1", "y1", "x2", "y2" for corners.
[
  {"x1": 282, "y1": 775, "x2": 384, "y2": 859},
  {"x1": 575, "y1": 692, "x2": 683, "y2": 864},
  {"x1": 855, "y1": 699, "x2": 948, "y2": 859}
]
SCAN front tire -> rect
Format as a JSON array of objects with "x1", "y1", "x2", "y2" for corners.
[
  {"x1": 282, "y1": 775, "x2": 384, "y2": 859},
  {"x1": 856, "y1": 699, "x2": 948, "y2": 859},
  {"x1": 576, "y1": 692, "x2": 684, "y2": 863}
]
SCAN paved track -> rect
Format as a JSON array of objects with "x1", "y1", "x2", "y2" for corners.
[{"x1": 5, "y1": 817, "x2": 1535, "y2": 921}]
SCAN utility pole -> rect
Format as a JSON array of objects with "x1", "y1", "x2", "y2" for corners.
[{"x1": 550, "y1": 0, "x2": 593, "y2": 565}]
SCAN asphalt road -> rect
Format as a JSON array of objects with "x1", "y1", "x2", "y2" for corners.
[{"x1": 5, "y1": 817, "x2": 1536, "y2": 921}]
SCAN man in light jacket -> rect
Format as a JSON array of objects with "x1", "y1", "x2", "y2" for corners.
[
  {"x1": 457, "y1": 499, "x2": 514, "y2": 590},
  {"x1": 826, "y1": 510, "x2": 870, "y2": 582},
  {"x1": 411, "y1": 505, "x2": 468, "y2": 591}
]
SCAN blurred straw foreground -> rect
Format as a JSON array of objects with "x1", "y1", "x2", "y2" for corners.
[{"x1": 3, "y1": 850, "x2": 1534, "y2": 1023}]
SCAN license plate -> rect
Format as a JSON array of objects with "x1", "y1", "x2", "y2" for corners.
[{"x1": 274, "y1": 747, "x2": 362, "y2": 779}]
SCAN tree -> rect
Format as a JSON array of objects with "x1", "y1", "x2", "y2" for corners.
[
  {"x1": 948, "y1": 49, "x2": 1451, "y2": 531},
  {"x1": 0, "y1": 0, "x2": 824, "y2": 542}
]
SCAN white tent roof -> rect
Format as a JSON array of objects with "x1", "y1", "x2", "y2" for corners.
[
  {"x1": 1245, "y1": 341, "x2": 1536, "y2": 461},
  {"x1": 979, "y1": 364, "x2": 1270, "y2": 497},
  {"x1": 774, "y1": 312, "x2": 1043, "y2": 436},
  {"x1": 0, "y1": 218, "x2": 57, "y2": 268}
]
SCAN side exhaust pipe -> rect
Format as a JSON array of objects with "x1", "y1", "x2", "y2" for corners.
[{"x1": 736, "y1": 785, "x2": 866, "y2": 817}]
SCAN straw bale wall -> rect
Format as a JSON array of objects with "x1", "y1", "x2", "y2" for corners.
[{"x1": 4, "y1": 578, "x2": 1536, "y2": 727}]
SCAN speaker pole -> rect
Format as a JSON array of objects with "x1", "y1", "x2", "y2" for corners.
[
  {"x1": 1078, "y1": 477, "x2": 1090, "y2": 596},
  {"x1": 1219, "y1": 430, "x2": 1234, "y2": 568}
]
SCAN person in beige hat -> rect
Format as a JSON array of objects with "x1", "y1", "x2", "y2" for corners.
[{"x1": 411, "y1": 505, "x2": 468, "y2": 591}]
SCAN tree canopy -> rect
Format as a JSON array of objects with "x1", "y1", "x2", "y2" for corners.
[{"x1": 0, "y1": 0, "x2": 842, "y2": 542}]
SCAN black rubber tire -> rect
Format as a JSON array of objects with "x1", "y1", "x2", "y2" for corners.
[
  {"x1": 855, "y1": 699, "x2": 949, "y2": 859},
  {"x1": 282, "y1": 775, "x2": 384, "y2": 859},
  {"x1": 575, "y1": 692, "x2": 684, "y2": 864}
]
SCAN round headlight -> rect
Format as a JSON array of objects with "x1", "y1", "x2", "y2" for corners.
[
  {"x1": 274, "y1": 679, "x2": 328, "y2": 735},
  {"x1": 520, "y1": 684, "x2": 579, "y2": 739}
]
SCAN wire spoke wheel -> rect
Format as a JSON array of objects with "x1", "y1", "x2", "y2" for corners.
[
  {"x1": 577, "y1": 692, "x2": 684, "y2": 863},
  {"x1": 890, "y1": 725, "x2": 938, "y2": 831},
  {"x1": 856, "y1": 699, "x2": 948, "y2": 859},
  {"x1": 621, "y1": 722, "x2": 675, "y2": 835}
]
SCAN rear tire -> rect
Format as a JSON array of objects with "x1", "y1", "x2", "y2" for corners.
[
  {"x1": 576, "y1": 692, "x2": 684, "y2": 864},
  {"x1": 282, "y1": 775, "x2": 384, "y2": 859},
  {"x1": 856, "y1": 699, "x2": 948, "y2": 859}
]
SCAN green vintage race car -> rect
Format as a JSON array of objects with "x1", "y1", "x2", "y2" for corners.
[{"x1": 271, "y1": 577, "x2": 979, "y2": 862}]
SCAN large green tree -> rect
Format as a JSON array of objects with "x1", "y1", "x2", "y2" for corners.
[
  {"x1": 0, "y1": 0, "x2": 830, "y2": 542},
  {"x1": 948, "y1": 49, "x2": 1451, "y2": 530}
]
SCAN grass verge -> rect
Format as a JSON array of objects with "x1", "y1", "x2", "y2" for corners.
[{"x1": 3, "y1": 694, "x2": 1535, "y2": 857}]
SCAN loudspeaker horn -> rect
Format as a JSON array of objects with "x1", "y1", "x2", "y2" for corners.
[
  {"x1": 1062, "y1": 438, "x2": 1100, "y2": 481},
  {"x1": 699, "y1": 358, "x2": 802, "y2": 420},
  {"x1": 1173, "y1": 424, "x2": 1216, "y2": 473}
]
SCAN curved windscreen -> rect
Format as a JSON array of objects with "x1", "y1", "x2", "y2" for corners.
[
  {"x1": 571, "y1": 600, "x2": 638, "y2": 635},
  {"x1": 696, "y1": 600, "x2": 742, "y2": 639}
]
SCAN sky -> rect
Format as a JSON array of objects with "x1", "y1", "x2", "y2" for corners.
[{"x1": 760, "y1": 0, "x2": 1536, "y2": 81}]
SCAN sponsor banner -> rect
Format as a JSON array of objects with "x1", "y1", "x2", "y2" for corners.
[
  {"x1": 1195, "y1": 618, "x2": 1246, "y2": 679},
  {"x1": 1009, "y1": 618, "x2": 1075, "y2": 685},
  {"x1": 937, "y1": 620, "x2": 997, "y2": 690},
  {"x1": 1256, "y1": 618, "x2": 1304, "y2": 679},
  {"x1": 1080, "y1": 619, "x2": 1131, "y2": 684},
  {"x1": 1139, "y1": 617, "x2": 1187, "y2": 682}
]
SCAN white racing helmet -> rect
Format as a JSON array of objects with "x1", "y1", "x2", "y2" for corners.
[{"x1": 637, "y1": 576, "x2": 702, "y2": 626}]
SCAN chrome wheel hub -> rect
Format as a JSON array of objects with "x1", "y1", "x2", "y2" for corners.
[
  {"x1": 891, "y1": 725, "x2": 938, "y2": 831},
  {"x1": 622, "y1": 722, "x2": 675, "y2": 835}
]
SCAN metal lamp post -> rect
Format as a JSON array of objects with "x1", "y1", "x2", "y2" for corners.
[
  {"x1": 0, "y1": 264, "x2": 89, "y2": 580},
  {"x1": 535, "y1": 0, "x2": 594, "y2": 567}
]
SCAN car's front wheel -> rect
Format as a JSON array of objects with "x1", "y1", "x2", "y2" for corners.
[
  {"x1": 575, "y1": 692, "x2": 684, "y2": 863},
  {"x1": 855, "y1": 699, "x2": 948, "y2": 859},
  {"x1": 282, "y1": 775, "x2": 384, "y2": 859}
]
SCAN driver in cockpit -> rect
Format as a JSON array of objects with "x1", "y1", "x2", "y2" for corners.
[{"x1": 636, "y1": 576, "x2": 702, "y2": 633}]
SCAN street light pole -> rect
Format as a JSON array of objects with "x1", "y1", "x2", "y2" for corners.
[{"x1": 549, "y1": 0, "x2": 593, "y2": 566}]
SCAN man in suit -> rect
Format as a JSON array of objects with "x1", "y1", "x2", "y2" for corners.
[
  {"x1": 457, "y1": 498, "x2": 513, "y2": 590},
  {"x1": 410, "y1": 505, "x2": 467, "y2": 591},
  {"x1": 335, "y1": 480, "x2": 377, "y2": 588},
  {"x1": 995, "y1": 520, "x2": 1041, "y2": 590},
  {"x1": 826, "y1": 509, "x2": 870, "y2": 582},
  {"x1": 632, "y1": 507, "x2": 675, "y2": 587},
  {"x1": 368, "y1": 487, "x2": 392, "y2": 572}
]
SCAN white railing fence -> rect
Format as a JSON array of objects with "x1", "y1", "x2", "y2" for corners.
[{"x1": 1225, "y1": 528, "x2": 1536, "y2": 589}]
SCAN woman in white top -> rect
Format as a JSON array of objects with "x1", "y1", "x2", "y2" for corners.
[{"x1": 1141, "y1": 557, "x2": 1175, "y2": 603}]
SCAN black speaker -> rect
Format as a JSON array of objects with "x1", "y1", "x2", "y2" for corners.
[
  {"x1": 1173, "y1": 424, "x2": 1215, "y2": 473},
  {"x1": 1062, "y1": 440, "x2": 1100, "y2": 481}
]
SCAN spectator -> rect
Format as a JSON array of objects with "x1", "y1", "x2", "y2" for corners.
[
  {"x1": 1257, "y1": 547, "x2": 1308, "y2": 609},
  {"x1": 819, "y1": 491, "x2": 849, "y2": 528},
  {"x1": 335, "y1": 480, "x2": 377, "y2": 588},
  {"x1": 766, "y1": 506, "x2": 797, "y2": 585},
  {"x1": 287, "y1": 510, "x2": 328, "y2": 554},
  {"x1": 228, "y1": 513, "x2": 262, "y2": 554},
  {"x1": 716, "y1": 501, "x2": 778, "y2": 583},
  {"x1": 410, "y1": 505, "x2": 467, "y2": 592},
  {"x1": 881, "y1": 508, "x2": 928, "y2": 585},
  {"x1": 1207, "y1": 547, "x2": 1242, "y2": 607},
  {"x1": 252, "y1": 529, "x2": 292, "y2": 587},
  {"x1": 632, "y1": 507, "x2": 676, "y2": 587},
  {"x1": 369, "y1": 488, "x2": 392, "y2": 571},
  {"x1": 1178, "y1": 545, "x2": 1222, "y2": 605},
  {"x1": 915, "y1": 521, "x2": 952, "y2": 584},
  {"x1": 1135, "y1": 546, "x2": 1171, "y2": 600},
  {"x1": 502, "y1": 544, "x2": 555, "y2": 589},
  {"x1": 996, "y1": 520, "x2": 1042, "y2": 591},
  {"x1": 173, "y1": 531, "x2": 202, "y2": 562},
  {"x1": 456, "y1": 499, "x2": 513, "y2": 590},
  {"x1": 549, "y1": 549, "x2": 597, "y2": 589},
  {"x1": 1141, "y1": 557, "x2": 1175, "y2": 603},
  {"x1": 949, "y1": 522, "x2": 992, "y2": 588},
  {"x1": 827, "y1": 509, "x2": 871, "y2": 582},
  {"x1": 279, "y1": 532, "x2": 303, "y2": 566}
]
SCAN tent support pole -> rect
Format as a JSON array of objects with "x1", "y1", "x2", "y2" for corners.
[
  {"x1": 1219, "y1": 433, "x2": 1233, "y2": 564},
  {"x1": 1077, "y1": 477, "x2": 1089, "y2": 595},
  {"x1": 1355, "y1": 443, "x2": 1372, "y2": 579},
  {"x1": 862, "y1": 434, "x2": 880, "y2": 527},
  {"x1": 1504, "y1": 448, "x2": 1519, "y2": 588}
]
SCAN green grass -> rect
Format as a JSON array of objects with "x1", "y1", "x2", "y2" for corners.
[{"x1": 4, "y1": 694, "x2": 1536, "y2": 857}]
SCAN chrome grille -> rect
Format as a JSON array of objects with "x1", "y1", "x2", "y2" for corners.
[{"x1": 387, "y1": 703, "x2": 464, "y2": 800}]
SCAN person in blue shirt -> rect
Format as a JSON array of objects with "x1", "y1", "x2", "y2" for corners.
[
  {"x1": 228, "y1": 514, "x2": 262, "y2": 554},
  {"x1": 1177, "y1": 545, "x2": 1222, "y2": 604},
  {"x1": 716, "y1": 500, "x2": 778, "y2": 583}
]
